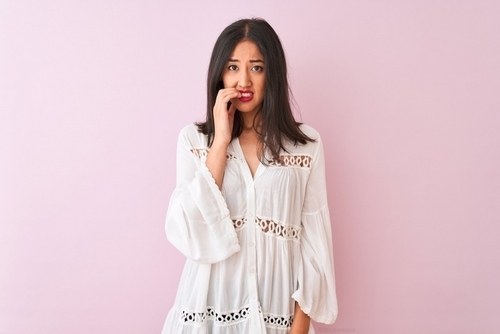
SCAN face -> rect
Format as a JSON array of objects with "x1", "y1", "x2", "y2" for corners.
[{"x1": 222, "y1": 40, "x2": 266, "y2": 116}]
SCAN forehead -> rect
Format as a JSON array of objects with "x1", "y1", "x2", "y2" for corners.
[{"x1": 229, "y1": 40, "x2": 263, "y2": 59}]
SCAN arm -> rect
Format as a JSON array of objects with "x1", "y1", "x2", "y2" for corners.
[
  {"x1": 291, "y1": 134, "x2": 338, "y2": 324},
  {"x1": 289, "y1": 301, "x2": 310, "y2": 334},
  {"x1": 165, "y1": 89, "x2": 242, "y2": 263},
  {"x1": 165, "y1": 127, "x2": 240, "y2": 263},
  {"x1": 206, "y1": 88, "x2": 241, "y2": 188}
]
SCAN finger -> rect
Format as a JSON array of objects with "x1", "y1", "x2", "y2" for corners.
[
  {"x1": 218, "y1": 89, "x2": 241, "y2": 103},
  {"x1": 228, "y1": 101, "x2": 237, "y2": 114},
  {"x1": 224, "y1": 92, "x2": 241, "y2": 104}
]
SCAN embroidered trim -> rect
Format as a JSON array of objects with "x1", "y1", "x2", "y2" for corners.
[
  {"x1": 231, "y1": 216, "x2": 300, "y2": 240},
  {"x1": 231, "y1": 217, "x2": 247, "y2": 230},
  {"x1": 209, "y1": 307, "x2": 249, "y2": 324},
  {"x1": 263, "y1": 313, "x2": 294, "y2": 329},
  {"x1": 181, "y1": 306, "x2": 293, "y2": 328},
  {"x1": 267, "y1": 154, "x2": 312, "y2": 168},
  {"x1": 190, "y1": 148, "x2": 208, "y2": 159},
  {"x1": 181, "y1": 310, "x2": 206, "y2": 323},
  {"x1": 182, "y1": 307, "x2": 250, "y2": 325},
  {"x1": 256, "y1": 217, "x2": 301, "y2": 240},
  {"x1": 190, "y1": 148, "x2": 237, "y2": 160}
]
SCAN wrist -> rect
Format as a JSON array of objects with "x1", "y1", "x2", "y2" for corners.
[{"x1": 211, "y1": 137, "x2": 231, "y2": 149}]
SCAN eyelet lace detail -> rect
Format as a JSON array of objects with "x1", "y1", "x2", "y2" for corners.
[
  {"x1": 231, "y1": 216, "x2": 300, "y2": 240},
  {"x1": 263, "y1": 313, "x2": 294, "y2": 329},
  {"x1": 256, "y1": 217, "x2": 301, "y2": 240},
  {"x1": 181, "y1": 310, "x2": 206, "y2": 323},
  {"x1": 182, "y1": 307, "x2": 250, "y2": 325},
  {"x1": 190, "y1": 148, "x2": 208, "y2": 159},
  {"x1": 181, "y1": 306, "x2": 293, "y2": 328},
  {"x1": 190, "y1": 148, "x2": 237, "y2": 160},
  {"x1": 267, "y1": 154, "x2": 312, "y2": 168},
  {"x1": 231, "y1": 217, "x2": 247, "y2": 231}
]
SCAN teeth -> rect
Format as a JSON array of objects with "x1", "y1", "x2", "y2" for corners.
[{"x1": 241, "y1": 92, "x2": 252, "y2": 97}]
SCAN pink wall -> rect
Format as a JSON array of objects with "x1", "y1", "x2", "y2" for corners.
[{"x1": 1, "y1": 0, "x2": 499, "y2": 333}]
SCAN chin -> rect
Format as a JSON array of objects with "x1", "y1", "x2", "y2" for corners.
[
  {"x1": 237, "y1": 108, "x2": 253, "y2": 113},
  {"x1": 236, "y1": 104, "x2": 260, "y2": 114}
]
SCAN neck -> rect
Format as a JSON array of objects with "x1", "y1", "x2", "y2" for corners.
[{"x1": 241, "y1": 112, "x2": 260, "y2": 132}]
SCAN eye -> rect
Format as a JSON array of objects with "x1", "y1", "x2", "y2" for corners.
[
  {"x1": 227, "y1": 64, "x2": 238, "y2": 71},
  {"x1": 251, "y1": 65, "x2": 264, "y2": 72}
]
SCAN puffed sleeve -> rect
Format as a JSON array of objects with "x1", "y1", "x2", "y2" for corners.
[
  {"x1": 292, "y1": 134, "x2": 338, "y2": 324},
  {"x1": 165, "y1": 125, "x2": 240, "y2": 264}
]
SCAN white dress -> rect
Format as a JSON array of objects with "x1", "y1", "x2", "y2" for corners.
[{"x1": 162, "y1": 124, "x2": 337, "y2": 334}]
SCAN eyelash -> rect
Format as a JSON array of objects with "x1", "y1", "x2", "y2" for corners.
[{"x1": 227, "y1": 65, "x2": 264, "y2": 72}]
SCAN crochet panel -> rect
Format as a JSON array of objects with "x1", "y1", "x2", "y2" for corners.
[
  {"x1": 190, "y1": 148, "x2": 311, "y2": 168},
  {"x1": 255, "y1": 217, "x2": 301, "y2": 240},
  {"x1": 232, "y1": 217, "x2": 247, "y2": 231},
  {"x1": 181, "y1": 307, "x2": 250, "y2": 326},
  {"x1": 267, "y1": 154, "x2": 313, "y2": 168},
  {"x1": 181, "y1": 306, "x2": 293, "y2": 329},
  {"x1": 231, "y1": 217, "x2": 301, "y2": 240},
  {"x1": 190, "y1": 148, "x2": 238, "y2": 161},
  {"x1": 263, "y1": 312, "x2": 294, "y2": 329}
]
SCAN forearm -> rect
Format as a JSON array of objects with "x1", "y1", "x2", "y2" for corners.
[
  {"x1": 290, "y1": 301, "x2": 310, "y2": 334},
  {"x1": 206, "y1": 141, "x2": 228, "y2": 189}
]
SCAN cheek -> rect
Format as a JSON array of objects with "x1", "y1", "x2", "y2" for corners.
[
  {"x1": 222, "y1": 75, "x2": 236, "y2": 88},
  {"x1": 257, "y1": 79, "x2": 266, "y2": 95}
]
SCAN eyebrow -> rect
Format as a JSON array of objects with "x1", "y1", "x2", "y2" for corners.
[{"x1": 228, "y1": 58, "x2": 265, "y2": 63}]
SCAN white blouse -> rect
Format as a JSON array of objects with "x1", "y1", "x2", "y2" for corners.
[{"x1": 162, "y1": 124, "x2": 337, "y2": 334}]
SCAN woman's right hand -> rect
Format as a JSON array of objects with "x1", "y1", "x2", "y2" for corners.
[
  {"x1": 207, "y1": 88, "x2": 241, "y2": 189},
  {"x1": 212, "y1": 88, "x2": 241, "y2": 146}
]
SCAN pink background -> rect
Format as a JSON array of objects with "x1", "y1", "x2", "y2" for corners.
[{"x1": 1, "y1": 0, "x2": 499, "y2": 333}]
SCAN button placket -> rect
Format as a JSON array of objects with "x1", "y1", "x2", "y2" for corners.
[
  {"x1": 245, "y1": 179, "x2": 260, "y2": 325},
  {"x1": 233, "y1": 137, "x2": 263, "y2": 330}
]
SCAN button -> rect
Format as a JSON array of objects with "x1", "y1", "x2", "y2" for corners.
[
  {"x1": 249, "y1": 266, "x2": 256, "y2": 273},
  {"x1": 249, "y1": 241, "x2": 255, "y2": 247}
]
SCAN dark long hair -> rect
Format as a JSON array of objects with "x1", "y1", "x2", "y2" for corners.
[{"x1": 196, "y1": 18, "x2": 314, "y2": 161}]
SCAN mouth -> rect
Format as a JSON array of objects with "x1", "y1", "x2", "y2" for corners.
[{"x1": 238, "y1": 90, "x2": 253, "y2": 102}]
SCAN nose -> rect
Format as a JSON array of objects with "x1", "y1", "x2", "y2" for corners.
[{"x1": 237, "y1": 70, "x2": 251, "y2": 89}]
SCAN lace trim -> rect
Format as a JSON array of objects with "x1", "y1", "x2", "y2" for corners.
[
  {"x1": 181, "y1": 306, "x2": 292, "y2": 328},
  {"x1": 256, "y1": 217, "x2": 301, "y2": 240},
  {"x1": 231, "y1": 217, "x2": 247, "y2": 231},
  {"x1": 181, "y1": 310, "x2": 207, "y2": 323},
  {"x1": 267, "y1": 154, "x2": 312, "y2": 168},
  {"x1": 263, "y1": 313, "x2": 294, "y2": 329},
  {"x1": 231, "y1": 217, "x2": 300, "y2": 240},
  {"x1": 182, "y1": 307, "x2": 250, "y2": 325},
  {"x1": 190, "y1": 148, "x2": 238, "y2": 160}
]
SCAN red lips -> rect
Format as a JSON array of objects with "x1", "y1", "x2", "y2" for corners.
[{"x1": 238, "y1": 90, "x2": 253, "y2": 102}]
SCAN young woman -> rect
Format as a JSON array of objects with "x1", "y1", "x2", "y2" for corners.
[{"x1": 162, "y1": 18, "x2": 337, "y2": 334}]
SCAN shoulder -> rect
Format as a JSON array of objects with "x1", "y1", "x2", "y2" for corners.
[
  {"x1": 280, "y1": 123, "x2": 323, "y2": 156},
  {"x1": 177, "y1": 123, "x2": 208, "y2": 148},
  {"x1": 298, "y1": 123, "x2": 322, "y2": 142},
  {"x1": 296, "y1": 123, "x2": 327, "y2": 160},
  {"x1": 179, "y1": 123, "x2": 199, "y2": 136}
]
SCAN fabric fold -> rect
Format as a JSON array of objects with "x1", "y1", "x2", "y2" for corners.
[
  {"x1": 292, "y1": 136, "x2": 338, "y2": 324},
  {"x1": 292, "y1": 205, "x2": 337, "y2": 324},
  {"x1": 165, "y1": 125, "x2": 240, "y2": 264}
]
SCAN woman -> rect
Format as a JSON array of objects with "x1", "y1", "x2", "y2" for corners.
[{"x1": 163, "y1": 18, "x2": 337, "y2": 333}]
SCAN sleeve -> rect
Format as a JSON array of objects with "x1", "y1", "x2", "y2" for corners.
[
  {"x1": 165, "y1": 126, "x2": 240, "y2": 264},
  {"x1": 291, "y1": 135, "x2": 338, "y2": 324}
]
